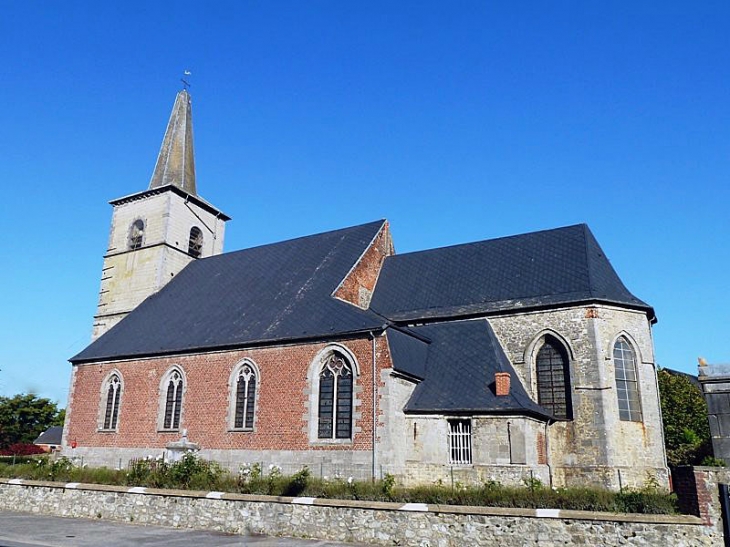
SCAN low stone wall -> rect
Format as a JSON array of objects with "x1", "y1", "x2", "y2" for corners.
[{"x1": 0, "y1": 478, "x2": 719, "y2": 546}]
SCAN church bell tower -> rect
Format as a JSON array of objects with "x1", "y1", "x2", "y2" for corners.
[{"x1": 92, "y1": 89, "x2": 230, "y2": 340}]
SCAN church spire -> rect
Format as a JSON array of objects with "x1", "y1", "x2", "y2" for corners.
[{"x1": 148, "y1": 89, "x2": 197, "y2": 195}]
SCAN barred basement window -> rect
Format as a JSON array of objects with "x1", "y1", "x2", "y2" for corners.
[
  {"x1": 188, "y1": 226, "x2": 203, "y2": 258},
  {"x1": 163, "y1": 370, "x2": 183, "y2": 430},
  {"x1": 318, "y1": 352, "x2": 353, "y2": 439},
  {"x1": 128, "y1": 219, "x2": 145, "y2": 250},
  {"x1": 536, "y1": 337, "x2": 573, "y2": 419},
  {"x1": 102, "y1": 374, "x2": 121, "y2": 430},
  {"x1": 233, "y1": 364, "x2": 257, "y2": 430},
  {"x1": 448, "y1": 419, "x2": 472, "y2": 465},
  {"x1": 614, "y1": 337, "x2": 642, "y2": 422}
]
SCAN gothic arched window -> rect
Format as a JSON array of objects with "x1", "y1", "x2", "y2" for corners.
[
  {"x1": 129, "y1": 219, "x2": 145, "y2": 250},
  {"x1": 188, "y1": 226, "x2": 203, "y2": 258},
  {"x1": 318, "y1": 352, "x2": 353, "y2": 439},
  {"x1": 101, "y1": 374, "x2": 121, "y2": 430},
  {"x1": 614, "y1": 337, "x2": 642, "y2": 422},
  {"x1": 233, "y1": 363, "x2": 257, "y2": 430},
  {"x1": 162, "y1": 369, "x2": 184, "y2": 430},
  {"x1": 536, "y1": 337, "x2": 572, "y2": 420}
]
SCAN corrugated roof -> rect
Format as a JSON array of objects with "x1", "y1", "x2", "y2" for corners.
[
  {"x1": 395, "y1": 320, "x2": 553, "y2": 418},
  {"x1": 72, "y1": 221, "x2": 387, "y2": 363},
  {"x1": 370, "y1": 223, "x2": 654, "y2": 322}
]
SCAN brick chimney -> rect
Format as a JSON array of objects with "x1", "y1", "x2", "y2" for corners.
[{"x1": 495, "y1": 372, "x2": 511, "y2": 396}]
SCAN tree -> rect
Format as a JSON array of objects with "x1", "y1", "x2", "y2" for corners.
[
  {"x1": 657, "y1": 368, "x2": 713, "y2": 467},
  {"x1": 0, "y1": 393, "x2": 64, "y2": 448}
]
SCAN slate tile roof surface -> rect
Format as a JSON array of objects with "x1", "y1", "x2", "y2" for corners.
[
  {"x1": 370, "y1": 223, "x2": 653, "y2": 322},
  {"x1": 396, "y1": 320, "x2": 553, "y2": 418},
  {"x1": 72, "y1": 221, "x2": 388, "y2": 363},
  {"x1": 34, "y1": 426, "x2": 63, "y2": 446}
]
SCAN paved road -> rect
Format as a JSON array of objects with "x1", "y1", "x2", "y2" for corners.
[{"x1": 0, "y1": 512, "x2": 369, "y2": 547}]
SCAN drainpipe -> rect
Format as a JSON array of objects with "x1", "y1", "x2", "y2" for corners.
[
  {"x1": 370, "y1": 332, "x2": 377, "y2": 482},
  {"x1": 544, "y1": 420, "x2": 553, "y2": 488}
]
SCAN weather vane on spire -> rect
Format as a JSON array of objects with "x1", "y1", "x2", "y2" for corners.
[{"x1": 181, "y1": 70, "x2": 192, "y2": 90}]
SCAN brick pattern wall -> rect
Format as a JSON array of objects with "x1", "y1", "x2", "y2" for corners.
[
  {"x1": 537, "y1": 431, "x2": 547, "y2": 465},
  {"x1": 66, "y1": 336, "x2": 392, "y2": 459},
  {"x1": 334, "y1": 222, "x2": 393, "y2": 309}
]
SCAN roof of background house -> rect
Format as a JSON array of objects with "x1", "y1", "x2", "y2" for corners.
[
  {"x1": 390, "y1": 320, "x2": 553, "y2": 419},
  {"x1": 370, "y1": 223, "x2": 653, "y2": 323},
  {"x1": 34, "y1": 426, "x2": 63, "y2": 446},
  {"x1": 71, "y1": 220, "x2": 388, "y2": 363}
]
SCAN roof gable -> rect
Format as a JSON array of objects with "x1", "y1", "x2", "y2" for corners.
[{"x1": 72, "y1": 221, "x2": 387, "y2": 363}]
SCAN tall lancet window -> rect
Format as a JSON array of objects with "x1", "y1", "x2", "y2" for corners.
[
  {"x1": 162, "y1": 370, "x2": 184, "y2": 430},
  {"x1": 102, "y1": 374, "x2": 122, "y2": 430},
  {"x1": 188, "y1": 227, "x2": 203, "y2": 258},
  {"x1": 318, "y1": 351, "x2": 353, "y2": 439},
  {"x1": 233, "y1": 363, "x2": 257, "y2": 430},
  {"x1": 536, "y1": 337, "x2": 573, "y2": 420},
  {"x1": 614, "y1": 337, "x2": 642, "y2": 422},
  {"x1": 129, "y1": 219, "x2": 145, "y2": 250}
]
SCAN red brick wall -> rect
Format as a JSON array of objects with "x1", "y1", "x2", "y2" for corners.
[
  {"x1": 334, "y1": 222, "x2": 393, "y2": 309},
  {"x1": 66, "y1": 336, "x2": 393, "y2": 454},
  {"x1": 537, "y1": 431, "x2": 547, "y2": 465}
]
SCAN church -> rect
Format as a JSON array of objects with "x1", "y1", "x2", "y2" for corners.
[{"x1": 63, "y1": 89, "x2": 668, "y2": 490}]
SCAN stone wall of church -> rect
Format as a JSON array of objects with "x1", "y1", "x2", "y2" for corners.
[
  {"x1": 392, "y1": 414, "x2": 551, "y2": 486},
  {"x1": 488, "y1": 304, "x2": 668, "y2": 489},
  {"x1": 64, "y1": 334, "x2": 391, "y2": 475}
]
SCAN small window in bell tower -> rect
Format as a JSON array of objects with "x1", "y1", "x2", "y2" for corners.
[
  {"x1": 188, "y1": 226, "x2": 203, "y2": 258},
  {"x1": 128, "y1": 220, "x2": 144, "y2": 250}
]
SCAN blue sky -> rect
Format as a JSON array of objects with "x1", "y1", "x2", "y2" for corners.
[{"x1": 0, "y1": 2, "x2": 727, "y2": 405}]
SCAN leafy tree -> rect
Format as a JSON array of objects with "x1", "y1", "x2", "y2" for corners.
[
  {"x1": 0, "y1": 393, "x2": 64, "y2": 448},
  {"x1": 657, "y1": 368, "x2": 713, "y2": 467}
]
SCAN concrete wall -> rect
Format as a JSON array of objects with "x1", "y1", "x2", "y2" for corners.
[{"x1": 0, "y1": 479, "x2": 716, "y2": 546}]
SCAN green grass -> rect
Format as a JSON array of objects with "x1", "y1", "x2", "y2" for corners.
[{"x1": 0, "y1": 455, "x2": 677, "y2": 515}]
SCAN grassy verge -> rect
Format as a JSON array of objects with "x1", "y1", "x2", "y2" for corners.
[{"x1": 0, "y1": 455, "x2": 677, "y2": 515}]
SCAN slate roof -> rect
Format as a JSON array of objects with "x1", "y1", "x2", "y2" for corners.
[
  {"x1": 390, "y1": 320, "x2": 553, "y2": 419},
  {"x1": 34, "y1": 426, "x2": 63, "y2": 446},
  {"x1": 72, "y1": 221, "x2": 388, "y2": 363},
  {"x1": 370, "y1": 223, "x2": 654, "y2": 323}
]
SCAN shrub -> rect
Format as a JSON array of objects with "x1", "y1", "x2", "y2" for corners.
[
  {"x1": 283, "y1": 467, "x2": 310, "y2": 497},
  {"x1": 0, "y1": 460, "x2": 679, "y2": 515},
  {"x1": 0, "y1": 443, "x2": 45, "y2": 456}
]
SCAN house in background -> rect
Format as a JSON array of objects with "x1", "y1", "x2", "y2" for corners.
[
  {"x1": 62, "y1": 89, "x2": 668, "y2": 490},
  {"x1": 34, "y1": 426, "x2": 63, "y2": 453}
]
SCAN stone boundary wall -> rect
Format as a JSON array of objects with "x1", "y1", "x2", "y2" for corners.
[{"x1": 0, "y1": 478, "x2": 718, "y2": 546}]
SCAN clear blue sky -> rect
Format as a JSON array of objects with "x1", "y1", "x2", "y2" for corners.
[{"x1": 0, "y1": 2, "x2": 727, "y2": 405}]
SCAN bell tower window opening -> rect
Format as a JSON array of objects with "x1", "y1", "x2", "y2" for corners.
[
  {"x1": 128, "y1": 220, "x2": 145, "y2": 250},
  {"x1": 318, "y1": 352, "x2": 353, "y2": 439},
  {"x1": 188, "y1": 226, "x2": 203, "y2": 258}
]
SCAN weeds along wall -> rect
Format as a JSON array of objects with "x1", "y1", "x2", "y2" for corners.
[{"x1": 0, "y1": 478, "x2": 719, "y2": 546}]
